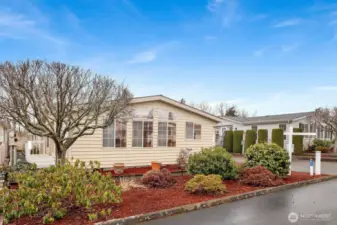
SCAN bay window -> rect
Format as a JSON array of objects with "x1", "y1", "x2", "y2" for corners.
[
  {"x1": 103, "y1": 120, "x2": 127, "y2": 148},
  {"x1": 186, "y1": 122, "x2": 201, "y2": 140},
  {"x1": 158, "y1": 122, "x2": 176, "y2": 147}
]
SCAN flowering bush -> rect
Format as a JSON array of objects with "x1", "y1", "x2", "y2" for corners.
[
  {"x1": 0, "y1": 160, "x2": 121, "y2": 224},
  {"x1": 141, "y1": 168, "x2": 176, "y2": 188},
  {"x1": 239, "y1": 166, "x2": 285, "y2": 187},
  {"x1": 185, "y1": 174, "x2": 226, "y2": 195}
]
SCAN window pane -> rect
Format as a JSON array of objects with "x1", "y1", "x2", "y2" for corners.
[
  {"x1": 116, "y1": 120, "x2": 127, "y2": 147},
  {"x1": 168, "y1": 122, "x2": 176, "y2": 147},
  {"x1": 186, "y1": 122, "x2": 194, "y2": 139},
  {"x1": 103, "y1": 123, "x2": 114, "y2": 147},
  {"x1": 158, "y1": 122, "x2": 167, "y2": 147},
  {"x1": 194, "y1": 124, "x2": 201, "y2": 140},
  {"x1": 132, "y1": 121, "x2": 143, "y2": 147},
  {"x1": 143, "y1": 121, "x2": 153, "y2": 147}
]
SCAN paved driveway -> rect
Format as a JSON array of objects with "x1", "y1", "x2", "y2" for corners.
[
  {"x1": 233, "y1": 156, "x2": 337, "y2": 175},
  {"x1": 141, "y1": 179, "x2": 337, "y2": 225}
]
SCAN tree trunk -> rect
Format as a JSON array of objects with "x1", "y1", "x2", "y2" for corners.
[
  {"x1": 334, "y1": 140, "x2": 337, "y2": 153},
  {"x1": 55, "y1": 144, "x2": 66, "y2": 166}
]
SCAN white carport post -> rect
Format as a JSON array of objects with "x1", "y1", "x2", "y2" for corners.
[{"x1": 284, "y1": 124, "x2": 316, "y2": 176}]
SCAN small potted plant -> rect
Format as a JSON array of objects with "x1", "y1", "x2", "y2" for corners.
[
  {"x1": 113, "y1": 163, "x2": 125, "y2": 175},
  {"x1": 151, "y1": 161, "x2": 161, "y2": 170}
]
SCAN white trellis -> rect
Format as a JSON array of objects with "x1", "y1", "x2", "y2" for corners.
[{"x1": 284, "y1": 124, "x2": 317, "y2": 175}]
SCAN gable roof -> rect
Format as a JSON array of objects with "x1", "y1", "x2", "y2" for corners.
[
  {"x1": 131, "y1": 95, "x2": 222, "y2": 122},
  {"x1": 220, "y1": 111, "x2": 314, "y2": 125}
]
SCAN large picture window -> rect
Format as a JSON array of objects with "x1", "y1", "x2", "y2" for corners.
[
  {"x1": 158, "y1": 122, "x2": 176, "y2": 147},
  {"x1": 132, "y1": 121, "x2": 153, "y2": 147},
  {"x1": 186, "y1": 122, "x2": 201, "y2": 140},
  {"x1": 103, "y1": 120, "x2": 127, "y2": 148}
]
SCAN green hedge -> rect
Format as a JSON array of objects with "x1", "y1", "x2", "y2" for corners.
[
  {"x1": 272, "y1": 128, "x2": 284, "y2": 148},
  {"x1": 245, "y1": 130, "x2": 257, "y2": 151},
  {"x1": 223, "y1": 131, "x2": 233, "y2": 153},
  {"x1": 258, "y1": 129, "x2": 268, "y2": 143},
  {"x1": 233, "y1": 130, "x2": 244, "y2": 153},
  {"x1": 293, "y1": 128, "x2": 303, "y2": 154}
]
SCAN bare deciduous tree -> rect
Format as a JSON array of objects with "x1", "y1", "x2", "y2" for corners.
[
  {"x1": 190, "y1": 102, "x2": 214, "y2": 114},
  {"x1": 0, "y1": 60, "x2": 132, "y2": 164},
  {"x1": 216, "y1": 102, "x2": 226, "y2": 117},
  {"x1": 313, "y1": 107, "x2": 337, "y2": 152}
]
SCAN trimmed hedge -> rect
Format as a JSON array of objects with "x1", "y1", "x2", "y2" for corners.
[
  {"x1": 245, "y1": 130, "x2": 257, "y2": 151},
  {"x1": 258, "y1": 129, "x2": 268, "y2": 143},
  {"x1": 293, "y1": 128, "x2": 303, "y2": 154},
  {"x1": 223, "y1": 130, "x2": 233, "y2": 153},
  {"x1": 233, "y1": 130, "x2": 244, "y2": 153},
  {"x1": 272, "y1": 128, "x2": 284, "y2": 148}
]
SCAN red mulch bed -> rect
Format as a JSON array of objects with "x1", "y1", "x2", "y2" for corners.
[
  {"x1": 13, "y1": 172, "x2": 327, "y2": 225},
  {"x1": 100, "y1": 164, "x2": 182, "y2": 177}
]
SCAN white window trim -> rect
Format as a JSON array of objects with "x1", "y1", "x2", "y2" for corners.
[
  {"x1": 103, "y1": 120, "x2": 127, "y2": 148},
  {"x1": 186, "y1": 122, "x2": 201, "y2": 140},
  {"x1": 132, "y1": 120, "x2": 153, "y2": 148},
  {"x1": 158, "y1": 121, "x2": 176, "y2": 147}
]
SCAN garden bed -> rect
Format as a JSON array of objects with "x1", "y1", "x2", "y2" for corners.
[
  {"x1": 15, "y1": 171, "x2": 328, "y2": 225},
  {"x1": 101, "y1": 164, "x2": 182, "y2": 177}
]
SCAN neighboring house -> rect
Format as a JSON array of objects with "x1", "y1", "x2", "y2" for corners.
[
  {"x1": 26, "y1": 95, "x2": 221, "y2": 168},
  {"x1": 0, "y1": 121, "x2": 33, "y2": 166},
  {"x1": 216, "y1": 111, "x2": 333, "y2": 148}
]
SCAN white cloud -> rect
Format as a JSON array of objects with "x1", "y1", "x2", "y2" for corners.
[
  {"x1": 127, "y1": 51, "x2": 156, "y2": 64},
  {"x1": 204, "y1": 35, "x2": 218, "y2": 41},
  {"x1": 0, "y1": 9, "x2": 66, "y2": 46},
  {"x1": 207, "y1": 0, "x2": 240, "y2": 27},
  {"x1": 254, "y1": 47, "x2": 268, "y2": 57},
  {"x1": 127, "y1": 41, "x2": 179, "y2": 64},
  {"x1": 273, "y1": 19, "x2": 302, "y2": 28},
  {"x1": 281, "y1": 43, "x2": 300, "y2": 52},
  {"x1": 315, "y1": 86, "x2": 337, "y2": 91}
]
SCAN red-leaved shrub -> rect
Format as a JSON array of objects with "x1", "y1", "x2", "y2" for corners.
[
  {"x1": 239, "y1": 166, "x2": 285, "y2": 187},
  {"x1": 141, "y1": 168, "x2": 176, "y2": 188}
]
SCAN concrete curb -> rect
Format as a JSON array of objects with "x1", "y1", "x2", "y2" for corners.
[{"x1": 95, "y1": 175, "x2": 337, "y2": 225}]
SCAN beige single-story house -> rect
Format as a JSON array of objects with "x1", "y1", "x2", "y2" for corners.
[{"x1": 25, "y1": 95, "x2": 221, "y2": 168}]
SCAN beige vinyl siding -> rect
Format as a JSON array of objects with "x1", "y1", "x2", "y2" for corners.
[{"x1": 67, "y1": 100, "x2": 217, "y2": 168}]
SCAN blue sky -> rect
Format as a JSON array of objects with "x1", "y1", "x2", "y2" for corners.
[{"x1": 0, "y1": 0, "x2": 337, "y2": 115}]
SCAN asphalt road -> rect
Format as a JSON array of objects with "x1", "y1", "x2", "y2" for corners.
[{"x1": 140, "y1": 179, "x2": 337, "y2": 225}]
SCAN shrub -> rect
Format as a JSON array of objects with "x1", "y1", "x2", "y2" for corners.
[
  {"x1": 223, "y1": 131, "x2": 233, "y2": 152},
  {"x1": 239, "y1": 166, "x2": 285, "y2": 187},
  {"x1": 316, "y1": 146, "x2": 330, "y2": 153},
  {"x1": 245, "y1": 143, "x2": 290, "y2": 176},
  {"x1": 141, "y1": 168, "x2": 176, "y2": 188},
  {"x1": 185, "y1": 174, "x2": 226, "y2": 195},
  {"x1": 293, "y1": 128, "x2": 304, "y2": 154},
  {"x1": 0, "y1": 160, "x2": 121, "y2": 224},
  {"x1": 272, "y1": 128, "x2": 284, "y2": 148},
  {"x1": 176, "y1": 148, "x2": 192, "y2": 173},
  {"x1": 187, "y1": 147, "x2": 238, "y2": 180},
  {"x1": 258, "y1": 129, "x2": 268, "y2": 143},
  {"x1": 313, "y1": 139, "x2": 332, "y2": 148},
  {"x1": 233, "y1": 130, "x2": 244, "y2": 153},
  {"x1": 119, "y1": 177, "x2": 146, "y2": 192},
  {"x1": 245, "y1": 130, "x2": 257, "y2": 151}
]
